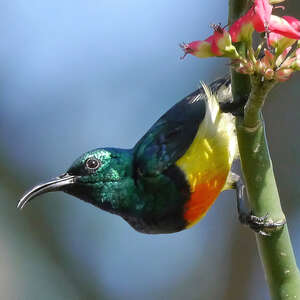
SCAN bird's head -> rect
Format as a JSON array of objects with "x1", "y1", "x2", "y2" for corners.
[{"x1": 18, "y1": 148, "x2": 135, "y2": 212}]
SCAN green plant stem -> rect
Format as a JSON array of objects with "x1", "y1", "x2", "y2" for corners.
[
  {"x1": 237, "y1": 117, "x2": 300, "y2": 300},
  {"x1": 243, "y1": 76, "x2": 276, "y2": 129},
  {"x1": 228, "y1": 0, "x2": 250, "y2": 23},
  {"x1": 228, "y1": 1, "x2": 300, "y2": 299}
]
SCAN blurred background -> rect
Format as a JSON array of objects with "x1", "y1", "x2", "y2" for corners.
[{"x1": 0, "y1": 1, "x2": 299, "y2": 299}]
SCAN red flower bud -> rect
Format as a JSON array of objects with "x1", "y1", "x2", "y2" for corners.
[{"x1": 275, "y1": 68, "x2": 294, "y2": 81}]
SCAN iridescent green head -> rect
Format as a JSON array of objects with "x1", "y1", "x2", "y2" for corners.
[
  {"x1": 17, "y1": 148, "x2": 136, "y2": 214},
  {"x1": 67, "y1": 148, "x2": 130, "y2": 185}
]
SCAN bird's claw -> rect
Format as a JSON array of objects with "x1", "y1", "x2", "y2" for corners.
[
  {"x1": 234, "y1": 175, "x2": 286, "y2": 236},
  {"x1": 239, "y1": 210, "x2": 286, "y2": 236},
  {"x1": 219, "y1": 95, "x2": 248, "y2": 116}
]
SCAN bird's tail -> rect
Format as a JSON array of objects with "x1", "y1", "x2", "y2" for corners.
[{"x1": 208, "y1": 75, "x2": 232, "y2": 105}]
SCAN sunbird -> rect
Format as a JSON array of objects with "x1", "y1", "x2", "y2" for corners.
[{"x1": 18, "y1": 77, "x2": 277, "y2": 234}]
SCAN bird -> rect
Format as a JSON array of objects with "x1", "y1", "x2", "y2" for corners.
[{"x1": 18, "y1": 76, "x2": 240, "y2": 234}]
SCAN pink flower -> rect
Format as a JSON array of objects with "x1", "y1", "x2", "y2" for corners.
[
  {"x1": 229, "y1": 11, "x2": 255, "y2": 43},
  {"x1": 181, "y1": 25, "x2": 239, "y2": 59},
  {"x1": 252, "y1": 0, "x2": 273, "y2": 32},
  {"x1": 269, "y1": 15, "x2": 300, "y2": 40},
  {"x1": 180, "y1": 0, "x2": 300, "y2": 83},
  {"x1": 229, "y1": 0, "x2": 300, "y2": 43},
  {"x1": 180, "y1": 40, "x2": 216, "y2": 59},
  {"x1": 282, "y1": 16, "x2": 300, "y2": 32},
  {"x1": 229, "y1": 0, "x2": 273, "y2": 42},
  {"x1": 268, "y1": 16, "x2": 300, "y2": 54}
]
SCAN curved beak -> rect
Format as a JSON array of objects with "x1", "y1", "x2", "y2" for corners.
[{"x1": 17, "y1": 173, "x2": 78, "y2": 210}]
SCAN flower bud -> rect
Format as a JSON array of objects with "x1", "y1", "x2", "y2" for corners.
[
  {"x1": 275, "y1": 68, "x2": 294, "y2": 81},
  {"x1": 265, "y1": 68, "x2": 275, "y2": 80}
]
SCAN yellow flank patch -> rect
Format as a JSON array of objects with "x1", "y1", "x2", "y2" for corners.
[{"x1": 175, "y1": 85, "x2": 237, "y2": 228}]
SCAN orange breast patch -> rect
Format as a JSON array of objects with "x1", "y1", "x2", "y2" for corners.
[{"x1": 184, "y1": 172, "x2": 228, "y2": 227}]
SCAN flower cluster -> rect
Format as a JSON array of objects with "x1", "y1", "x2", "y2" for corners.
[{"x1": 181, "y1": 0, "x2": 300, "y2": 82}]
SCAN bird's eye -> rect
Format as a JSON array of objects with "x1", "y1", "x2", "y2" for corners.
[{"x1": 85, "y1": 158, "x2": 101, "y2": 171}]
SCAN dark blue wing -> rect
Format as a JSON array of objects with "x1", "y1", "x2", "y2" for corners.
[
  {"x1": 133, "y1": 76, "x2": 231, "y2": 176},
  {"x1": 133, "y1": 87, "x2": 207, "y2": 176}
]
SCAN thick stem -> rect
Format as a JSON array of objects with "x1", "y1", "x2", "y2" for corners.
[
  {"x1": 237, "y1": 118, "x2": 300, "y2": 300},
  {"x1": 228, "y1": 0, "x2": 251, "y2": 24},
  {"x1": 228, "y1": 1, "x2": 300, "y2": 299}
]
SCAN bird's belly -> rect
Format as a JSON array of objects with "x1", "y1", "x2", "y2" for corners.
[
  {"x1": 183, "y1": 171, "x2": 228, "y2": 227},
  {"x1": 122, "y1": 211, "x2": 186, "y2": 234}
]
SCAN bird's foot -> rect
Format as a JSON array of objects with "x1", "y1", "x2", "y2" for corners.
[
  {"x1": 234, "y1": 175, "x2": 286, "y2": 236},
  {"x1": 219, "y1": 95, "x2": 248, "y2": 117},
  {"x1": 238, "y1": 211, "x2": 286, "y2": 236}
]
